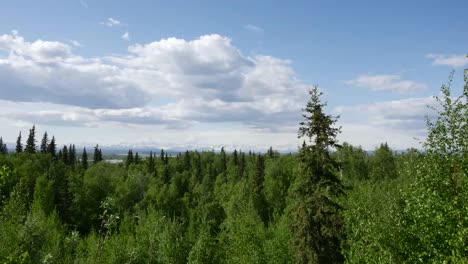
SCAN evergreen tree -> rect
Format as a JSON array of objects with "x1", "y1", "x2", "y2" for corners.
[
  {"x1": 239, "y1": 151, "x2": 246, "y2": 179},
  {"x1": 15, "y1": 131, "x2": 23, "y2": 153},
  {"x1": 252, "y1": 155, "x2": 265, "y2": 193},
  {"x1": 147, "y1": 151, "x2": 155, "y2": 174},
  {"x1": 160, "y1": 149, "x2": 165, "y2": 162},
  {"x1": 62, "y1": 145, "x2": 69, "y2": 165},
  {"x1": 184, "y1": 150, "x2": 191, "y2": 170},
  {"x1": 25, "y1": 125, "x2": 37, "y2": 154},
  {"x1": 134, "y1": 152, "x2": 141, "y2": 164},
  {"x1": 93, "y1": 145, "x2": 101, "y2": 164},
  {"x1": 40, "y1": 132, "x2": 48, "y2": 154},
  {"x1": 220, "y1": 147, "x2": 227, "y2": 174},
  {"x1": 48, "y1": 136, "x2": 57, "y2": 157},
  {"x1": 126, "y1": 149, "x2": 134, "y2": 167},
  {"x1": 232, "y1": 149, "x2": 238, "y2": 166},
  {"x1": 288, "y1": 86, "x2": 344, "y2": 263},
  {"x1": 82, "y1": 147, "x2": 88, "y2": 170},
  {"x1": 0, "y1": 137, "x2": 7, "y2": 155},
  {"x1": 68, "y1": 144, "x2": 77, "y2": 168}
]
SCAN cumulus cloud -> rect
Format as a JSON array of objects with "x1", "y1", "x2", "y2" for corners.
[
  {"x1": 0, "y1": 31, "x2": 311, "y2": 131},
  {"x1": 244, "y1": 24, "x2": 264, "y2": 33},
  {"x1": 427, "y1": 54, "x2": 468, "y2": 68},
  {"x1": 335, "y1": 96, "x2": 439, "y2": 149},
  {"x1": 121, "y1": 32, "x2": 130, "y2": 41},
  {"x1": 101, "y1": 18, "x2": 121, "y2": 27},
  {"x1": 69, "y1": 40, "x2": 81, "y2": 47},
  {"x1": 345, "y1": 74, "x2": 427, "y2": 93}
]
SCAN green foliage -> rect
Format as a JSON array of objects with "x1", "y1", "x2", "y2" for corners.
[
  {"x1": 0, "y1": 73, "x2": 467, "y2": 263},
  {"x1": 369, "y1": 143, "x2": 397, "y2": 180},
  {"x1": 288, "y1": 86, "x2": 344, "y2": 263}
]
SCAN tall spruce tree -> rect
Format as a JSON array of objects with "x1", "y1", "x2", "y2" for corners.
[
  {"x1": 93, "y1": 144, "x2": 103, "y2": 163},
  {"x1": 15, "y1": 132, "x2": 23, "y2": 153},
  {"x1": 62, "y1": 145, "x2": 69, "y2": 165},
  {"x1": 288, "y1": 86, "x2": 344, "y2": 263},
  {"x1": 134, "y1": 152, "x2": 141, "y2": 164},
  {"x1": 25, "y1": 125, "x2": 37, "y2": 154},
  {"x1": 232, "y1": 149, "x2": 238, "y2": 166},
  {"x1": 81, "y1": 147, "x2": 88, "y2": 170},
  {"x1": 69, "y1": 144, "x2": 76, "y2": 168},
  {"x1": 147, "y1": 151, "x2": 155, "y2": 174},
  {"x1": 48, "y1": 136, "x2": 56, "y2": 157},
  {"x1": 0, "y1": 137, "x2": 7, "y2": 155},
  {"x1": 40, "y1": 132, "x2": 48, "y2": 153},
  {"x1": 126, "y1": 149, "x2": 134, "y2": 167}
]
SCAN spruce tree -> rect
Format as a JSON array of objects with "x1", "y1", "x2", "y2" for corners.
[
  {"x1": 184, "y1": 150, "x2": 191, "y2": 170},
  {"x1": 288, "y1": 86, "x2": 344, "y2": 263},
  {"x1": 93, "y1": 144, "x2": 103, "y2": 163},
  {"x1": 69, "y1": 144, "x2": 76, "y2": 168},
  {"x1": 15, "y1": 132, "x2": 23, "y2": 153},
  {"x1": 48, "y1": 136, "x2": 57, "y2": 157},
  {"x1": 126, "y1": 149, "x2": 134, "y2": 167},
  {"x1": 220, "y1": 147, "x2": 227, "y2": 174},
  {"x1": 253, "y1": 155, "x2": 265, "y2": 193},
  {"x1": 232, "y1": 149, "x2": 238, "y2": 166},
  {"x1": 81, "y1": 147, "x2": 88, "y2": 170},
  {"x1": 239, "y1": 151, "x2": 246, "y2": 178},
  {"x1": 135, "y1": 152, "x2": 141, "y2": 164},
  {"x1": 62, "y1": 145, "x2": 69, "y2": 165},
  {"x1": 25, "y1": 125, "x2": 37, "y2": 154},
  {"x1": 147, "y1": 151, "x2": 155, "y2": 174},
  {"x1": 40, "y1": 132, "x2": 48, "y2": 153},
  {"x1": 160, "y1": 149, "x2": 165, "y2": 162},
  {"x1": 0, "y1": 137, "x2": 7, "y2": 155}
]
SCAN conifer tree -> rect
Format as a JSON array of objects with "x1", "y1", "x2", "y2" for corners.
[
  {"x1": 126, "y1": 149, "x2": 134, "y2": 167},
  {"x1": 81, "y1": 147, "x2": 88, "y2": 170},
  {"x1": 239, "y1": 151, "x2": 246, "y2": 178},
  {"x1": 147, "y1": 151, "x2": 155, "y2": 174},
  {"x1": 232, "y1": 149, "x2": 238, "y2": 166},
  {"x1": 40, "y1": 132, "x2": 48, "y2": 153},
  {"x1": 25, "y1": 125, "x2": 37, "y2": 154},
  {"x1": 184, "y1": 150, "x2": 191, "y2": 170},
  {"x1": 253, "y1": 155, "x2": 265, "y2": 193},
  {"x1": 160, "y1": 149, "x2": 165, "y2": 162},
  {"x1": 48, "y1": 136, "x2": 56, "y2": 157},
  {"x1": 134, "y1": 152, "x2": 140, "y2": 164},
  {"x1": 288, "y1": 86, "x2": 344, "y2": 263},
  {"x1": 15, "y1": 132, "x2": 23, "y2": 153},
  {"x1": 220, "y1": 147, "x2": 227, "y2": 174},
  {"x1": 69, "y1": 144, "x2": 76, "y2": 168},
  {"x1": 62, "y1": 145, "x2": 69, "y2": 165},
  {"x1": 93, "y1": 145, "x2": 103, "y2": 163},
  {"x1": 0, "y1": 137, "x2": 7, "y2": 155}
]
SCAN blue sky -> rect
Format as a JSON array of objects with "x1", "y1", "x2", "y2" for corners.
[{"x1": 0, "y1": 0, "x2": 466, "y2": 151}]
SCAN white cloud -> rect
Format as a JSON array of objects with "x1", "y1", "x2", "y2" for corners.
[
  {"x1": 121, "y1": 32, "x2": 130, "y2": 41},
  {"x1": 69, "y1": 40, "x2": 81, "y2": 47},
  {"x1": 345, "y1": 74, "x2": 427, "y2": 93},
  {"x1": 0, "y1": 32, "x2": 310, "y2": 132},
  {"x1": 101, "y1": 18, "x2": 121, "y2": 27},
  {"x1": 335, "y1": 96, "x2": 440, "y2": 149},
  {"x1": 427, "y1": 54, "x2": 468, "y2": 68},
  {"x1": 244, "y1": 24, "x2": 264, "y2": 33}
]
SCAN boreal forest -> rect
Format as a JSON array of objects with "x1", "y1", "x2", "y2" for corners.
[{"x1": 0, "y1": 73, "x2": 468, "y2": 264}]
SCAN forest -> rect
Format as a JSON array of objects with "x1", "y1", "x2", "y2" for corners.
[{"x1": 0, "y1": 72, "x2": 467, "y2": 264}]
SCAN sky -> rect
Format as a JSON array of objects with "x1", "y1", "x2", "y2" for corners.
[{"x1": 0, "y1": 0, "x2": 467, "y2": 151}]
